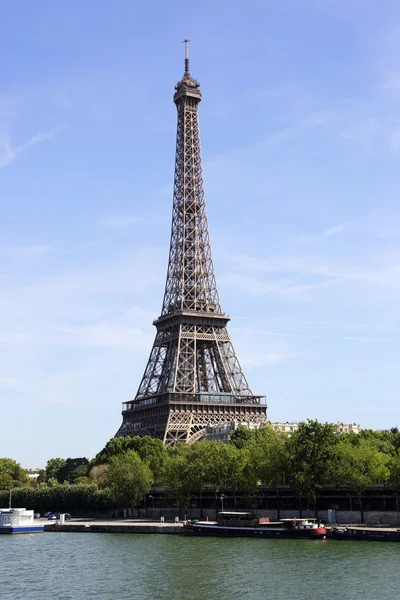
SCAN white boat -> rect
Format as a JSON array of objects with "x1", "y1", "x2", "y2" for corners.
[{"x1": 0, "y1": 508, "x2": 44, "y2": 534}]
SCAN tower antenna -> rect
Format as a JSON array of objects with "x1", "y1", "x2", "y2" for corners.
[{"x1": 183, "y1": 39, "x2": 190, "y2": 74}]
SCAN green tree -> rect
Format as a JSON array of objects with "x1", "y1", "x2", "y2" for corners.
[
  {"x1": 0, "y1": 484, "x2": 116, "y2": 516},
  {"x1": 230, "y1": 425, "x2": 257, "y2": 449},
  {"x1": 248, "y1": 427, "x2": 289, "y2": 519},
  {"x1": 286, "y1": 420, "x2": 338, "y2": 517},
  {"x1": 45, "y1": 458, "x2": 67, "y2": 482},
  {"x1": 106, "y1": 450, "x2": 154, "y2": 516},
  {"x1": 162, "y1": 444, "x2": 192, "y2": 515},
  {"x1": 163, "y1": 441, "x2": 258, "y2": 517},
  {"x1": 88, "y1": 464, "x2": 109, "y2": 487},
  {"x1": 0, "y1": 474, "x2": 14, "y2": 491},
  {"x1": 0, "y1": 458, "x2": 27, "y2": 485},
  {"x1": 36, "y1": 470, "x2": 47, "y2": 484},
  {"x1": 93, "y1": 436, "x2": 166, "y2": 484},
  {"x1": 389, "y1": 451, "x2": 400, "y2": 522},
  {"x1": 335, "y1": 438, "x2": 390, "y2": 521},
  {"x1": 57, "y1": 458, "x2": 89, "y2": 483},
  {"x1": 358, "y1": 429, "x2": 399, "y2": 457}
]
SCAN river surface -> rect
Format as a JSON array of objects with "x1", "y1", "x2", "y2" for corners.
[{"x1": 1, "y1": 533, "x2": 399, "y2": 599}]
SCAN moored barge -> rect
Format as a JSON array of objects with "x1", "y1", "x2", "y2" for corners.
[
  {"x1": 184, "y1": 511, "x2": 326, "y2": 539},
  {"x1": 332, "y1": 526, "x2": 400, "y2": 542}
]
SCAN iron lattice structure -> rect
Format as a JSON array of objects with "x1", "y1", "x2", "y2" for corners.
[{"x1": 116, "y1": 44, "x2": 267, "y2": 445}]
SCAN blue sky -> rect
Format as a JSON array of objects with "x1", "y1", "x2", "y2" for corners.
[{"x1": 1, "y1": 0, "x2": 400, "y2": 467}]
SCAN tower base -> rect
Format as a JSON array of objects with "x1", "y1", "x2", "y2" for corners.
[{"x1": 116, "y1": 395, "x2": 268, "y2": 446}]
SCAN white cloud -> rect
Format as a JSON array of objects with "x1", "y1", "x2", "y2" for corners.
[
  {"x1": 0, "y1": 126, "x2": 64, "y2": 169},
  {"x1": 299, "y1": 220, "x2": 350, "y2": 244},
  {"x1": 322, "y1": 223, "x2": 348, "y2": 238}
]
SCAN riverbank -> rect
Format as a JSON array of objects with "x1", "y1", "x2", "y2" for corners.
[
  {"x1": 43, "y1": 518, "x2": 400, "y2": 536},
  {"x1": 44, "y1": 518, "x2": 183, "y2": 534}
]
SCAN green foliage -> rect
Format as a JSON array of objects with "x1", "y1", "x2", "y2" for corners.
[
  {"x1": 0, "y1": 484, "x2": 115, "y2": 514},
  {"x1": 230, "y1": 425, "x2": 257, "y2": 449},
  {"x1": 36, "y1": 470, "x2": 47, "y2": 484},
  {"x1": 389, "y1": 451, "x2": 400, "y2": 498},
  {"x1": 45, "y1": 457, "x2": 89, "y2": 484},
  {"x1": 68, "y1": 463, "x2": 89, "y2": 483},
  {"x1": 45, "y1": 458, "x2": 67, "y2": 482},
  {"x1": 59, "y1": 458, "x2": 89, "y2": 483},
  {"x1": 336, "y1": 438, "x2": 391, "y2": 494},
  {"x1": 0, "y1": 474, "x2": 14, "y2": 491},
  {"x1": 4, "y1": 421, "x2": 400, "y2": 518},
  {"x1": 162, "y1": 441, "x2": 258, "y2": 509},
  {"x1": 358, "y1": 429, "x2": 400, "y2": 456},
  {"x1": 0, "y1": 458, "x2": 27, "y2": 485},
  {"x1": 106, "y1": 450, "x2": 154, "y2": 512},
  {"x1": 89, "y1": 464, "x2": 109, "y2": 487},
  {"x1": 286, "y1": 420, "x2": 338, "y2": 499},
  {"x1": 93, "y1": 436, "x2": 166, "y2": 483},
  {"x1": 335, "y1": 436, "x2": 390, "y2": 521},
  {"x1": 74, "y1": 476, "x2": 90, "y2": 485},
  {"x1": 247, "y1": 427, "x2": 289, "y2": 488},
  {"x1": 161, "y1": 444, "x2": 192, "y2": 508}
]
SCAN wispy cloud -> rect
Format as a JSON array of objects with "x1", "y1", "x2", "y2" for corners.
[
  {"x1": 0, "y1": 126, "x2": 64, "y2": 169},
  {"x1": 299, "y1": 220, "x2": 350, "y2": 244},
  {"x1": 220, "y1": 239, "x2": 400, "y2": 306},
  {"x1": 322, "y1": 223, "x2": 348, "y2": 237}
]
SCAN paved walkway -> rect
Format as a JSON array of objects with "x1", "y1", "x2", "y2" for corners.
[{"x1": 44, "y1": 518, "x2": 184, "y2": 534}]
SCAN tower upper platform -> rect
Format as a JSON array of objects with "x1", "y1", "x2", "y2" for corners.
[{"x1": 174, "y1": 40, "x2": 202, "y2": 103}]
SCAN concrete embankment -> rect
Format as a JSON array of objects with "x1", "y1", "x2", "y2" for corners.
[{"x1": 44, "y1": 519, "x2": 183, "y2": 534}]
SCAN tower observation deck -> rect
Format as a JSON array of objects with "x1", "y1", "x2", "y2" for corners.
[{"x1": 116, "y1": 42, "x2": 267, "y2": 445}]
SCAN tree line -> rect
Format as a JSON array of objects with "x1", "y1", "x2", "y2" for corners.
[{"x1": 2, "y1": 420, "x2": 400, "y2": 520}]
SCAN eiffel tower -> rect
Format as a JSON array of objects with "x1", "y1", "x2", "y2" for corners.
[{"x1": 116, "y1": 42, "x2": 267, "y2": 445}]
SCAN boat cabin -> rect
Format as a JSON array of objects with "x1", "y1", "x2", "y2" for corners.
[
  {"x1": 0, "y1": 508, "x2": 35, "y2": 527},
  {"x1": 217, "y1": 512, "x2": 270, "y2": 527},
  {"x1": 280, "y1": 518, "x2": 321, "y2": 530}
]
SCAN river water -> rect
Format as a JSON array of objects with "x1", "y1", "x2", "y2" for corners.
[{"x1": 1, "y1": 533, "x2": 399, "y2": 600}]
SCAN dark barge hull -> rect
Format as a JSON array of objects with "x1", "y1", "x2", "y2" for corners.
[
  {"x1": 332, "y1": 528, "x2": 400, "y2": 542},
  {"x1": 184, "y1": 524, "x2": 326, "y2": 539}
]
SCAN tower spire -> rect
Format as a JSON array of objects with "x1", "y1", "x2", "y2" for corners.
[
  {"x1": 184, "y1": 39, "x2": 190, "y2": 75},
  {"x1": 115, "y1": 45, "x2": 267, "y2": 445}
]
